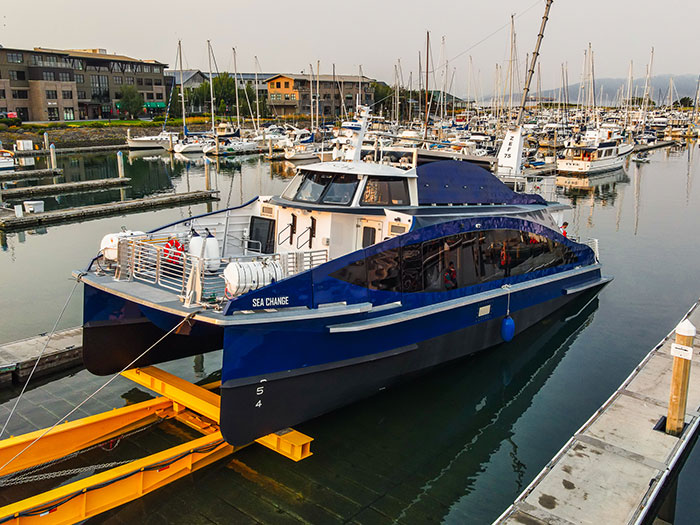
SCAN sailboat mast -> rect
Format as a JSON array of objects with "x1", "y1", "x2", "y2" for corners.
[
  {"x1": 516, "y1": 0, "x2": 554, "y2": 126},
  {"x1": 308, "y1": 64, "x2": 314, "y2": 132},
  {"x1": 178, "y1": 40, "x2": 187, "y2": 136},
  {"x1": 423, "y1": 31, "x2": 430, "y2": 139},
  {"x1": 207, "y1": 40, "x2": 215, "y2": 134},
  {"x1": 316, "y1": 60, "x2": 320, "y2": 127},
  {"x1": 232, "y1": 48, "x2": 240, "y2": 129},
  {"x1": 254, "y1": 57, "x2": 260, "y2": 131}
]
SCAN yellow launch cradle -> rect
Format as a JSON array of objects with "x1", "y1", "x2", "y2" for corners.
[{"x1": 0, "y1": 366, "x2": 313, "y2": 524}]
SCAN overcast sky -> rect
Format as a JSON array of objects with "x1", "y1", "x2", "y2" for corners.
[{"x1": 2, "y1": 0, "x2": 698, "y2": 97}]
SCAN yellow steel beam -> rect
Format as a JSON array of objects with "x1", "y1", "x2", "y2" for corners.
[
  {"x1": 121, "y1": 367, "x2": 220, "y2": 423},
  {"x1": 255, "y1": 428, "x2": 313, "y2": 462},
  {"x1": 0, "y1": 431, "x2": 234, "y2": 525},
  {"x1": 0, "y1": 397, "x2": 173, "y2": 478}
]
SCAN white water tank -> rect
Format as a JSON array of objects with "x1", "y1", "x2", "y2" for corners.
[
  {"x1": 100, "y1": 230, "x2": 146, "y2": 261},
  {"x1": 223, "y1": 260, "x2": 283, "y2": 296}
]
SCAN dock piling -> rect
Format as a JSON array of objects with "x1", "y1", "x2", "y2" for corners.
[
  {"x1": 49, "y1": 144, "x2": 57, "y2": 170},
  {"x1": 117, "y1": 150, "x2": 125, "y2": 178},
  {"x1": 204, "y1": 157, "x2": 211, "y2": 191},
  {"x1": 43, "y1": 132, "x2": 49, "y2": 151},
  {"x1": 666, "y1": 319, "x2": 697, "y2": 436}
]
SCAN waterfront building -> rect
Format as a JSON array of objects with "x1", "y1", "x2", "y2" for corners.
[
  {"x1": 164, "y1": 70, "x2": 274, "y2": 114},
  {"x1": 0, "y1": 46, "x2": 167, "y2": 121},
  {"x1": 266, "y1": 74, "x2": 375, "y2": 116}
]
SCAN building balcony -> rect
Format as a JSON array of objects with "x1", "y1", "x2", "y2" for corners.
[{"x1": 268, "y1": 99, "x2": 299, "y2": 106}]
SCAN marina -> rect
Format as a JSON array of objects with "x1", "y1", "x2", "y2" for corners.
[
  {"x1": 0, "y1": 142, "x2": 698, "y2": 523},
  {"x1": 1, "y1": 1, "x2": 700, "y2": 522}
]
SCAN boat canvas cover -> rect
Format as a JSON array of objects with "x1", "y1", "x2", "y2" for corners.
[{"x1": 416, "y1": 161, "x2": 547, "y2": 206}]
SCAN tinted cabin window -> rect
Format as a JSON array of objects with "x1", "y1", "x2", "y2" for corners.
[
  {"x1": 362, "y1": 227, "x2": 376, "y2": 248},
  {"x1": 361, "y1": 177, "x2": 409, "y2": 206},
  {"x1": 367, "y1": 248, "x2": 401, "y2": 291},
  {"x1": 331, "y1": 228, "x2": 578, "y2": 293},
  {"x1": 249, "y1": 217, "x2": 275, "y2": 254}
]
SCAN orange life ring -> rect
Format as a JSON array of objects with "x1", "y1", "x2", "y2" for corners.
[{"x1": 163, "y1": 238, "x2": 184, "y2": 264}]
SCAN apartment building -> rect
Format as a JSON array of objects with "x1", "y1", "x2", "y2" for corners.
[
  {"x1": 0, "y1": 45, "x2": 167, "y2": 121},
  {"x1": 266, "y1": 74, "x2": 375, "y2": 116}
]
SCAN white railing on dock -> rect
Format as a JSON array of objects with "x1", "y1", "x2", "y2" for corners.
[{"x1": 115, "y1": 236, "x2": 328, "y2": 305}]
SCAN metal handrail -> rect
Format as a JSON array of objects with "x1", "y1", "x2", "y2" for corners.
[
  {"x1": 277, "y1": 223, "x2": 292, "y2": 245},
  {"x1": 296, "y1": 226, "x2": 312, "y2": 249},
  {"x1": 116, "y1": 236, "x2": 329, "y2": 305}
]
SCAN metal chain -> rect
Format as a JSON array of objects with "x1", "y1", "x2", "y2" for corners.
[
  {"x1": 0, "y1": 420, "x2": 160, "y2": 484},
  {"x1": 0, "y1": 460, "x2": 134, "y2": 487},
  {"x1": 0, "y1": 311, "x2": 198, "y2": 476}
]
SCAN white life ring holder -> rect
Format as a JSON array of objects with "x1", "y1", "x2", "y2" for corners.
[{"x1": 163, "y1": 238, "x2": 184, "y2": 264}]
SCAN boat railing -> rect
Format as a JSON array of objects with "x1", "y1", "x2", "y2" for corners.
[
  {"x1": 115, "y1": 237, "x2": 328, "y2": 305},
  {"x1": 582, "y1": 238, "x2": 600, "y2": 262}
]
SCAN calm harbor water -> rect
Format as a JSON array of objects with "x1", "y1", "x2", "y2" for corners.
[{"x1": 0, "y1": 146, "x2": 699, "y2": 523}]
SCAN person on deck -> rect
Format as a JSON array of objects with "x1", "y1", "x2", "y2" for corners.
[{"x1": 560, "y1": 221, "x2": 568, "y2": 238}]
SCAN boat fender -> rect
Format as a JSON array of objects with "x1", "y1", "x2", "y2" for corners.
[
  {"x1": 203, "y1": 228, "x2": 221, "y2": 272},
  {"x1": 501, "y1": 316, "x2": 515, "y2": 342},
  {"x1": 163, "y1": 238, "x2": 184, "y2": 264},
  {"x1": 188, "y1": 228, "x2": 204, "y2": 258}
]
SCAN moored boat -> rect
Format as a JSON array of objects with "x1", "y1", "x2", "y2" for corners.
[
  {"x1": 557, "y1": 128, "x2": 634, "y2": 174},
  {"x1": 77, "y1": 107, "x2": 611, "y2": 446}
]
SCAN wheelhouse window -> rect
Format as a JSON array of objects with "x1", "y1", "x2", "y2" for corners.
[
  {"x1": 361, "y1": 176, "x2": 409, "y2": 206},
  {"x1": 286, "y1": 171, "x2": 360, "y2": 205},
  {"x1": 294, "y1": 172, "x2": 334, "y2": 203},
  {"x1": 321, "y1": 173, "x2": 359, "y2": 205}
]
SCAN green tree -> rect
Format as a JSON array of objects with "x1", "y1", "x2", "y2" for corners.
[
  {"x1": 120, "y1": 85, "x2": 144, "y2": 119},
  {"x1": 167, "y1": 86, "x2": 182, "y2": 118},
  {"x1": 674, "y1": 96, "x2": 694, "y2": 108}
]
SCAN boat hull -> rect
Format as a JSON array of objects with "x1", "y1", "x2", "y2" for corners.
[
  {"x1": 82, "y1": 285, "x2": 223, "y2": 375},
  {"x1": 219, "y1": 279, "x2": 609, "y2": 446}
]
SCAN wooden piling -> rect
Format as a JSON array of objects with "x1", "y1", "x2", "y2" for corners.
[
  {"x1": 666, "y1": 320, "x2": 697, "y2": 436},
  {"x1": 49, "y1": 144, "x2": 57, "y2": 170},
  {"x1": 117, "y1": 150, "x2": 125, "y2": 178},
  {"x1": 204, "y1": 158, "x2": 211, "y2": 191},
  {"x1": 43, "y1": 132, "x2": 49, "y2": 150}
]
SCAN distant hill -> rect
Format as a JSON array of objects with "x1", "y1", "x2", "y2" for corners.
[{"x1": 540, "y1": 74, "x2": 699, "y2": 105}]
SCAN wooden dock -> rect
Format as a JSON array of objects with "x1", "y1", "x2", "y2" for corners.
[
  {"x1": 0, "y1": 168, "x2": 63, "y2": 182},
  {"x1": 0, "y1": 327, "x2": 83, "y2": 387},
  {"x1": 0, "y1": 190, "x2": 219, "y2": 230},
  {"x1": 497, "y1": 299, "x2": 700, "y2": 525},
  {"x1": 13, "y1": 144, "x2": 123, "y2": 157},
  {"x1": 0, "y1": 178, "x2": 130, "y2": 199},
  {"x1": 634, "y1": 140, "x2": 677, "y2": 152}
]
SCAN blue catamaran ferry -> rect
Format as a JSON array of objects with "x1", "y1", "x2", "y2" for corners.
[{"x1": 78, "y1": 109, "x2": 611, "y2": 446}]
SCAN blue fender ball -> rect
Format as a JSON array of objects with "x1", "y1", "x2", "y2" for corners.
[{"x1": 501, "y1": 316, "x2": 515, "y2": 342}]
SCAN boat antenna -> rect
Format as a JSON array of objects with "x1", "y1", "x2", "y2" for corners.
[{"x1": 515, "y1": 0, "x2": 554, "y2": 127}]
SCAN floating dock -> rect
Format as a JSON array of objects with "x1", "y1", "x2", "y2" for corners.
[
  {"x1": 497, "y1": 299, "x2": 700, "y2": 524},
  {"x1": 13, "y1": 145, "x2": 124, "y2": 157},
  {"x1": 0, "y1": 327, "x2": 83, "y2": 387},
  {"x1": 0, "y1": 169, "x2": 63, "y2": 182},
  {"x1": 0, "y1": 178, "x2": 130, "y2": 199},
  {"x1": 0, "y1": 190, "x2": 219, "y2": 230},
  {"x1": 634, "y1": 140, "x2": 677, "y2": 152}
]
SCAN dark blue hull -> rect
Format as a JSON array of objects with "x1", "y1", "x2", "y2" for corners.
[{"x1": 219, "y1": 280, "x2": 608, "y2": 445}]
